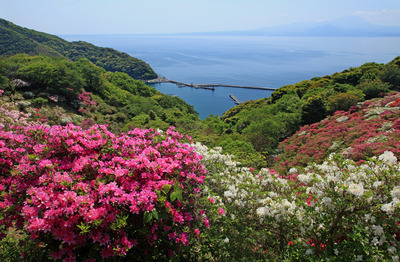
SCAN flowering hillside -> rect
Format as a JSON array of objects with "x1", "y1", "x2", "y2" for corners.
[
  {"x1": 1, "y1": 87, "x2": 400, "y2": 261},
  {"x1": 1, "y1": 55, "x2": 400, "y2": 261},
  {"x1": 275, "y1": 92, "x2": 400, "y2": 173}
]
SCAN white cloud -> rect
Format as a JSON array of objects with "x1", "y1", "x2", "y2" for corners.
[{"x1": 355, "y1": 9, "x2": 400, "y2": 26}]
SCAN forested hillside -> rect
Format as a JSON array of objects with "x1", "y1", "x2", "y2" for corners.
[
  {"x1": 0, "y1": 18, "x2": 157, "y2": 80},
  {"x1": 0, "y1": 54, "x2": 196, "y2": 131}
]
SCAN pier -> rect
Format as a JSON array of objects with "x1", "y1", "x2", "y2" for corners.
[
  {"x1": 144, "y1": 77, "x2": 214, "y2": 90},
  {"x1": 229, "y1": 94, "x2": 243, "y2": 104},
  {"x1": 144, "y1": 77, "x2": 277, "y2": 91}
]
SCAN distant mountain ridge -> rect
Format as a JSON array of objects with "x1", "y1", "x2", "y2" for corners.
[
  {"x1": 190, "y1": 16, "x2": 400, "y2": 37},
  {"x1": 0, "y1": 18, "x2": 157, "y2": 80},
  {"x1": 254, "y1": 16, "x2": 400, "y2": 37}
]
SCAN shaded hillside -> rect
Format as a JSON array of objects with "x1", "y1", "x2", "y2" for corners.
[{"x1": 0, "y1": 18, "x2": 157, "y2": 80}]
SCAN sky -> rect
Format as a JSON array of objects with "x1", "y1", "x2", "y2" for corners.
[{"x1": 1, "y1": 0, "x2": 400, "y2": 35}]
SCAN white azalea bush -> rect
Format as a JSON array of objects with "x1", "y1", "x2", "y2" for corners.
[
  {"x1": 191, "y1": 143, "x2": 277, "y2": 259},
  {"x1": 193, "y1": 142, "x2": 400, "y2": 261},
  {"x1": 273, "y1": 152, "x2": 400, "y2": 261},
  {"x1": 192, "y1": 143, "x2": 305, "y2": 260}
]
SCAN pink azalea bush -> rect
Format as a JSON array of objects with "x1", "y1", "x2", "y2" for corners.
[{"x1": 0, "y1": 123, "x2": 208, "y2": 261}]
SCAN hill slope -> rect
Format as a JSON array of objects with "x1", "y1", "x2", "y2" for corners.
[
  {"x1": 0, "y1": 18, "x2": 157, "y2": 80},
  {"x1": 274, "y1": 92, "x2": 400, "y2": 172},
  {"x1": 0, "y1": 54, "x2": 197, "y2": 132}
]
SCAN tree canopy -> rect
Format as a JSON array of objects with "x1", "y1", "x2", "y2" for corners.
[{"x1": 0, "y1": 18, "x2": 157, "y2": 80}]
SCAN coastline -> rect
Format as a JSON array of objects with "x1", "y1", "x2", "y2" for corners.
[{"x1": 144, "y1": 77, "x2": 277, "y2": 91}]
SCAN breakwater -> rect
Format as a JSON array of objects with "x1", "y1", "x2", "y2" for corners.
[
  {"x1": 144, "y1": 77, "x2": 277, "y2": 91},
  {"x1": 229, "y1": 94, "x2": 243, "y2": 104}
]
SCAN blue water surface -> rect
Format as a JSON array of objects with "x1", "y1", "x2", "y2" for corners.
[{"x1": 61, "y1": 34, "x2": 400, "y2": 119}]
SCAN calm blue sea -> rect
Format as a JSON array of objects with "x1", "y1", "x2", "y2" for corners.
[{"x1": 61, "y1": 34, "x2": 400, "y2": 119}]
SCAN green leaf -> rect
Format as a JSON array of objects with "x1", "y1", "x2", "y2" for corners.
[
  {"x1": 144, "y1": 211, "x2": 152, "y2": 223},
  {"x1": 111, "y1": 214, "x2": 128, "y2": 230},
  {"x1": 174, "y1": 182, "x2": 182, "y2": 192},
  {"x1": 156, "y1": 190, "x2": 161, "y2": 198},
  {"x1": 152, "y1": 210, "x2": 159, "y2": 220},
  {"x1": 177, "y1": 191, "x2": 183, "y2": 202},
  {"x1": 170, "y1": 192, "x2": 178, "y2": 202},
  {"x1": 159, "y1": 211, "x2": 169, "y2": 220},
  {"x1": 27, "y1": 154, "x2": 38, "y2": 161},
  {"x1": 172, "y1": 182, "x2": 183, "y2": 202},
  {"x1": 77, "y1": 222, "x2": 90, "y2": 234},
  {"x1": 162, "y1": 184, "x2": 171, "y2": 195}
]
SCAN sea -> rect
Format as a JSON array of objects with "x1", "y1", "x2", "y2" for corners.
[{"x1": 61, "y1": 34, "x2": 400, "y2": 119}]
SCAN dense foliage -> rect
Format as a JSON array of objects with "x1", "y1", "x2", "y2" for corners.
[
  {"x1": 0, "y1": 18, "x2": 157, "y2": 80},
  {"x1": 0, "y1": 54, "x2": 197, "y2": 132}
]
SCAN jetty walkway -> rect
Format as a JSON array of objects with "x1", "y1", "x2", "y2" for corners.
[
  {"x1": 230, "y1": 94, "x2": 243, "y2": 104},
  {"x1": 144, "y1": 77, "x2": 277, "y2": 91}
]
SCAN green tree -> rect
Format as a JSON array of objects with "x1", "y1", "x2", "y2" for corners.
[
  {"x1": 243, "y1": 117, "x2": 281, "y2": 154},
  {"x1": 301, "y1": 95, "x2": 327, "y2": 125},
  {"x1": 149, "y1": 110, "x2": 157, "y2": 120},
  {"x1": 17, "y1": 59, "x2": 84, "y2": 100},
  {"x1": 359, "y1": 80, "x2": 391, "y2": 100},
  {"x1": 380, "y1": 65, "x2": 400, "y2": 89},
  {"x1": 327, "y1": 93, "x2": 361, "y2": 113},
  {"x1": 203, "y1": 115, "x2": 228, "y2": 135},
  {"x1": 74, "y1": 58, "x2": 104, "y2": 93},
  {"x1": 333, "y1": 68, "x2": 362, "y2": 85},
  {"x1": 219, "y1": 137, "x2": 267, "y2": 168}
]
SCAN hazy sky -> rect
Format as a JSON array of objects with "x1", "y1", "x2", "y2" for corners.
[{"x1": 1, "y1": 0, "x2": 400, "y2": 34}]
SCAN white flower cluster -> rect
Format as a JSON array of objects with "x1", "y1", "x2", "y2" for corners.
[
  {"x1": 391, "y1": 186, "x2": 400, "y2": 199},
  {"x1": 194, "y1": 142, "x2": 400, "y2": 259},
  {"x1": 378, "y1": 151, "x2": 397, "y2": 166},
  {"x1": 347, "y1": 183, "x2": 365, "y2": 198},
  {"x1": 192, "y1": 143, "x2": 293, "y2": 221},
  {"x1": 381, "y1": 187, "x2": 400, "y2": 215},
  {"x1": 256, "y1": 198, "x2": 304, "y2": 222},
  {"x1": 192, "y1": 143, "x2": 237, "y2": 168},
  {"x1": 371, "y1": 225, "x2": 386, "y2": 246}
]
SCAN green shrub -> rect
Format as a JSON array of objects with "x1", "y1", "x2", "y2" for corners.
[
  {"x1": 360, "y1": 80, "x2": 391, "y2": 100},
  {"x1": 32, "y1": 97, "x2": 48, "y2": 106},
  {"x1": 380, "y1": 65, "x2": 400, "y2": 89},
  {"x1": 301, "y1": 95, "x2": 327, "y2": 125},
  {"x1": 327, "y1": 93, "x2": 361, "y2": 113}
]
